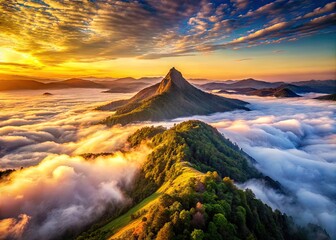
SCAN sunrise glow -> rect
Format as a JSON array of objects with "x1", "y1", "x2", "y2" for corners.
[{"x1": 0, "y1": 1, "x2": 335, "y2": 81}]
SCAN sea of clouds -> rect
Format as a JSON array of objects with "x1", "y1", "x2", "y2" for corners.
[
  {"x1": 0, "y1": 89, "x2": 136, "y2": 168},
  {"x1": 0, "y1": 89, "x2": 335, "y2": 239},
  {"x1": 0, "y1": 89, "x2": 148, "y2": 239}
]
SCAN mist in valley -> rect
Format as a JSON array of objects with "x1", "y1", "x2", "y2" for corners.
[{"x1": 0, "y1": 89, "x2": 335, "y2": 239}]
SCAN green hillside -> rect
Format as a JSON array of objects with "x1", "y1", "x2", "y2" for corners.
[{"x1": 77, "y1": 121, "x2": 329, "y2": 240}]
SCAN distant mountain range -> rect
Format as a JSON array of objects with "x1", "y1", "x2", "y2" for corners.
[
  {"x1": 100, "y1": 77, "x2": 162, "y2": 93},
  {"x1": 0, "y1": 78, "x2": 107, "y2": 91},
  {"x1": 99, "y1": 68, "x2": 248, "y2": 125},
  {"x1": 219, "y1": 86, "x2": 300, "y2": 98},
  {"x1": 1, "y1": 75, "x2": 334, "y2": 95},
  {"x1": 199, "y1": 78, "x2": 336, "y2": 95},
  {"x1": 0, "y1": 77, "x2": 161, "y2": 92}
]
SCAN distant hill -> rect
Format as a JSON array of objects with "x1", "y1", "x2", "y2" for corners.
[
  {"x1": 227, "y1": 78, "x2": 283, "y2": 89},
  {"x1": 220, "y1": 86, "x2": 300, "y2": 98},
  {"x1": 199, "y1": 81, "x2": 240, "y2": 90},
  {"x1": 77, "y1": 121, "x2": 328, "y2": 240},
  {"x1": 251, "y1": 87, "x2": 300, "y2": 98},
  {"x1": 98, "y1": 68, "x2": 248, "y2": 125},
  {"x1": 102, "y1": 82, "x2": 150, "y2": 93},
  {"x1": 0, "y1": 80, "x2": 47, "y2": 90},
  {"x1": 0, "y1": 78, "x2": 106, "y2": 91},
  {"x1": 276, "y1": 83, "x2": 315, "y2": 93},
  {"x1": 201, "y1": 79, "x2": 282, "y2": 90},
  {"x1": 314, "y1": 93, "x2": 336, "y2": 101},
  {"x1": 200, "y1": 79, "x2": 336, "y2": 94},
  {"x1": 96, "y1": 77, "x2": 162, "y2": 93},
  {"x1": 54, "y1": 78, "x2": 105, "y2": 88}
]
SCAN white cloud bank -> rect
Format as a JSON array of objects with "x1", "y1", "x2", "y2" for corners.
[
  {"x1": 0, "y1": 89, "x2": 149, "y2": 239},
  {"x1": 0, "y1": 89, "x2": 335, "y2": 238}
]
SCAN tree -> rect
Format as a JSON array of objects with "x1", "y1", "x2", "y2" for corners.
[
  {"x1": 207, "y1": 221, "x2": 222, "y2": 240},
  {"x1": 191, "y1": 229, "x2": 205, "y2": 240},
  {"x1": 179, "y1": 210, "x2": 191, "y2": 225},
  {"x1": 156, "y1": 222, "x2": 174, "y2": 240}
]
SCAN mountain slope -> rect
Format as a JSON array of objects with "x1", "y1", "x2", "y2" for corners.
[
  {"x1": 100, "y1": 77, "x2": 161, "y2": 93},
  {"x1": 47, "y1": 78, "x2": 106, "y2": 88},
  {"x1": 314, "y1": 93, "x2": 336, "y2": 101},
  {"x1": 219, "y1": 86, "x2": 300, "y2": 98},
  {"x1": 0, "y1": 78, "x2": 106, "y2": 91},
  {"x1": 99, "y1": 68, "x2": 248, "y2": 125},
  {"x1": 293, "y1": 80, "x2": 336, "y2": 93},
  {"x1": 0, "y1": 80, "x2": 47, "y2": 90},
  {"x1": 247, "y1": 87, "x2": 300, "y2": 98},
  {"x1": 200, "y1": 79, "x2": 336, "y2": 94},
  {"x1": 200, "y1": 79, "x2": 282, "y2": 91},
  {"x1": 227, "y1": 78, "x2": 283, "y2": 89},
  {"x1": 77, "y1": 121, "x2": 328, "y2": 240}
]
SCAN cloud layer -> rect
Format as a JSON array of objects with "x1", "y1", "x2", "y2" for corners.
[
  {"x1": 0, "y1": 89, "x2": 335, "y2": 238},
  {"x1": 0, "y1": 89, "x2": 136, "y2": 169},
  {"x1": 0, "y1": 149, "x2": 150, "y2": 239},
  {"x1": 0, "y1": 89, "x2": 151, "y2": 239}
]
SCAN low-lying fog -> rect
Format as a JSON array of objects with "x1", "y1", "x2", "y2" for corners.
[{"x1": 0, "y1": 89, "x2": 335, "y2": 239}]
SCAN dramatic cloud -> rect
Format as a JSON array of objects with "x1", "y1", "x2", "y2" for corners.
[
  {"x1": 231, "y1": 0, "x2": 249, "y2": 9},
  {"x1": 231, "y1": 22, "x2": 289, "y2": 44},
  {"x1": 302, "y1": 2, "x2": 336, "y2": 19},
  {"x1": 168, "y1": 94, "x2": 336, "y2": 238},
  {"x1": 0, "y1": 214, "x2": 30, "y2": 239},
  {"x1": 0, "y1": 89, "x2": 137, "y2": 168},
  {"x1": 0, "y1": 89, "x2": 152, "y2": 239},
  {"x1": 0, "y1": 148, "x2": 150, "y2": 239},
  {"x1": 0, "y1": 0, "x2": 335, "y2": 64}
]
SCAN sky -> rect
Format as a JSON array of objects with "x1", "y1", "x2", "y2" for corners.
[{"x1": 0, "y1": 0, "x2": 335, "y2": 81}]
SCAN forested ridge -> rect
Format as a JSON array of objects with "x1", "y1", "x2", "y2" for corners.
[{"x1": 77, "y1": 121, "x2": 329, "y2": 240}]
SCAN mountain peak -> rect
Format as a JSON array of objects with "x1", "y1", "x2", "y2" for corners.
[
  {"x1": 157, "y1": 67, "x2": 191, "y2": 93},
  {"x1": 99, "y1": 68, "x2": 248, "y2": 125}
]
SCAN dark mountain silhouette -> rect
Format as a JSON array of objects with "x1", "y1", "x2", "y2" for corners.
[
  {"x1": 99, "y1": 68, "x2": 248, "y2": 125},
  {"x1": 47, "y1": 78, "x2": 106, "y2": 88},
  {"x1": 95, "y1": 77, "x2": 162, "y2": 93},
  {"x1": 201, "y1": 78, "x2": 282, "y2": 90},
  {"x1": 101, "y1": 82, "x2": 150, "y2": 93},
  {"x1": 200, "y1": 79, "x2": 336, "y2": 94},
  {"x1": 276, "y1": 83, "x2": 315, "y2": 93},
  {"x1": 314, "y1": 93, "x2": 336, "y2": 101},
  {"x1": 228, "y1": 78, "x2": 283, "y2": 89},
  {"x1": 0, "y1": 78, "x2": 106, "y2": 91},
  {"x1": 293, "y1": 80, "x2": 336, "y2": 93},
  {"x1": 220, "y1": 86, "x2": 300, "y2": 98},
  {"x1": 0, "y1": 80, "x2": 47, "y2": 90},
  {"x1": 250, "y1": 87, "x2": 300, "y2": 98}
]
